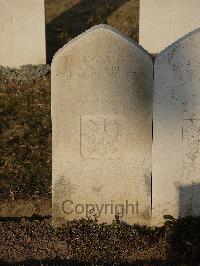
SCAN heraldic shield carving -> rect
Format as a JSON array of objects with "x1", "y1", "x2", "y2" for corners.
[{"x1": 80, "y1": 115, "x2": 122, "y2": 160}]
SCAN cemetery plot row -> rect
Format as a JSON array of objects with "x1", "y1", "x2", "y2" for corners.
[
  {"x1": 1, "y1": 0, "x2": 200, "y2": 66},
  {"x1": 51, "y1": 25, "x2": 200, "y2": 227}
]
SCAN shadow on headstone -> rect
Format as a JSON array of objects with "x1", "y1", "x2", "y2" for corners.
[
  {"x1": 46, "y1": 0, "x2": 129, "y2": 63},
  {"x1": 166, "y1": 184, "x2": 200, "y2": 262},
  {"x1": 179, "y1": 184, "x2": 200, "y2": 217},
  {"x1": 153, "y1": 28, "x2": 200, "y2": 221}
]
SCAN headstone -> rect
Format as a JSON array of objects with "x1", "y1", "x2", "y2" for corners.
[
  {"x1": 52, "y1": 25, "x2": 153, "y2": 227},
  {"x1": 153, "y1": 28, "x2": 200, "y2": 225},
  {"x1": 0, "y1": 0, "x2": 46, "y2": 67},
  {"x1": 139, "y1": 0, "x2": 200, "y2": 54}
]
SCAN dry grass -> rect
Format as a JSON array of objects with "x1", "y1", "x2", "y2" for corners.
[{"x1": 0, "y1": 79, "x2": 51, "y2": 199}]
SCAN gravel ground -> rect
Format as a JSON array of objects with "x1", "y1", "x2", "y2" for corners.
[{"x1": 0, "y1": 216, "x2": 200, "y2": 265}]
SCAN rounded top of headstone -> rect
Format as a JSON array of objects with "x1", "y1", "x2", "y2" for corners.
[
  {"x1": 52, "y1": 24, "x2": 152, "y2": 62},
  {"x1": 156, "y1": 27, "x2": 200, "y2": 62}
]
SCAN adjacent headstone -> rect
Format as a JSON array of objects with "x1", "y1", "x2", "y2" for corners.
[
  {"x1": 52, "y1": 25, "x2": 153, "y2": 227},
  {"x1": 0, "y1": 0, "x2": 46, "y2": 67},
  {"x1": 153, "y1": 29, "x2": 200, "y2": 225},
  {"x1": 139, "y1": 0, "x2": 200, "y2": 54}
]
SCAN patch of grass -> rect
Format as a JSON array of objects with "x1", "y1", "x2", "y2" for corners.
[{"x1": 0, "y1": 79, "x2": 51, "y2": 200}]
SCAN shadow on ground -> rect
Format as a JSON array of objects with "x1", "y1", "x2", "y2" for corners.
[
  {"x1": 46, "y1": 0, "x2": 130, "y2": 62},
  {"x1": 166, "y1": 184, "x2": 200, "y2": 262}
]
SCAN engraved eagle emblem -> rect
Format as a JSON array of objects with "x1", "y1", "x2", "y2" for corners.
[{"x1": 81, "y1": 116, "x2": 121, "y2": 159}]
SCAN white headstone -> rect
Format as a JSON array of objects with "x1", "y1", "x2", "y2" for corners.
[
  {"x1": 51, "y1": 25, "x2": 153, "y2": 227},
  {"x1": 0, "y1": 0, "x2": 46, "y2": 67},
  {"x1": 139, "y1": 0, "x2": 200, "y2": 54},
  {"x1": 153, "y1": 29, "x2": 200, "y2": 225}
]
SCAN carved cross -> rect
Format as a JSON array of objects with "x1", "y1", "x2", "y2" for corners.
[{"x1": 163, "y1": 9, "x2": 187, "y2": 42}]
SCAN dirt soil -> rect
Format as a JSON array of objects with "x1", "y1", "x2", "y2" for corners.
[{"x1": 0, "y1": 216, "x2": 200, "y2": 265}]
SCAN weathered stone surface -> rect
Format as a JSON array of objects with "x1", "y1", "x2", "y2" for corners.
[
  {"x1": 139, "y1": 0, "x2": 200, "y2": 54},
  {"x1": 52, "y1": 25, "x2": 153, "y2": 227},
  {"x1": 0, "y1": 0, "x2": 46, "y2": 67},
  {"x1": 153, "y1": 29, "x2": 200, "y2": 225}
]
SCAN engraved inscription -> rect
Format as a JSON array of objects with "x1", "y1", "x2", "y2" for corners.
[
  {"x1": 78, "y1": 97, "x2": 125, "y2": 104},
  {"x1": 183, "y1": 119, "x2": 200, "y2": 180},
  {"x1": 80, "y1": 115, "x2": 121, "y2": 159},
  {"x1": 54, "y1": 53, "x2": 148, "y2": 82}
]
